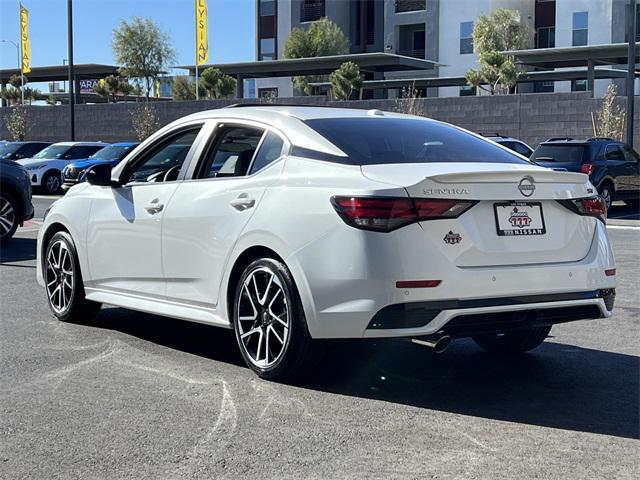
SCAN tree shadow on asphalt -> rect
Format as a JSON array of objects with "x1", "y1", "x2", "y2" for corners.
[
  {"x1": 91, "y1": 307, "x2": 639, "y2": 440},
  {"x1": 0, "y1": 237, "x2": 37, "y2": 263}
]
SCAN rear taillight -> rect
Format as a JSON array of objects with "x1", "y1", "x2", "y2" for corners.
[
  {"x1": 558, "y1": 196, "x2": 607, "y2": 223},
  {"x1": 580, "y1": 164, "x2": 595, "y2": 175},
  {"x1": 331, "y1": 196, "x2": 476, "y2": 232}
]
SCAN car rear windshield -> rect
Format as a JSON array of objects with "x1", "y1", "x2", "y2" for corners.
[
  {"x1": 0, "y1": 143, "x2": 21, "y2": 159},
  {"x1": 303, "y1": 118, "x2": 529, "y2": 165},
  {"x1": 531, "y1": 144, "x2": 587, "y2": 164}
]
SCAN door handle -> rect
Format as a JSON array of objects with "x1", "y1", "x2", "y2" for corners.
[
  {"x1": 230, "y1": 194, "x2": 256, "y2": 211},
  {"x1": 144, "y1": 199, "x2": 164, "y2": 214}
]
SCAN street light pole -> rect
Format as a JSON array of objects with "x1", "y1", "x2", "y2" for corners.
[
  {"x1": 67, "y1": 0, "x2": 75, "y2": 140},
  {"x1": 626, "y1": 1, "x2": 637, "y2": 148},
  {"x1": 1, "y1": 39, "x2": 24, "y2": 105}
]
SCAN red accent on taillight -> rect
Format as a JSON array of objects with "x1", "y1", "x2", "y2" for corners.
[
  {"x1": 580, "y1": 164, "x2": 595, "y2": 175},
  {"x1": 579, "y1": 196, "x2": 607, "y2": 217},
  {"x1": 331, "y1": 196, "x2": 476, "y2": 232},
  {"x1": 396, "y1": 280, "x2": 441, "y2": 288},
  {"x1": 605, "y1": 268, "x2": 616, "y2": 276}
]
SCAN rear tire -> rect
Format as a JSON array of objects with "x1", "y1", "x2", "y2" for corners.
[
  {"x1": 44, "y1": 231, "x2": 101, "y2": 323},
  {"x1": 0, "y1": 191, "x2": 19, "y2": 242},
  {"x1": 233, "y1": 257, "x2": 322, "y2": 380},
  {"x1": 472, "y1": 326, "x2": 551, "y2": 354},
  {"x1": 598, "y1": 184, "x2": 613, "y2": 211}
]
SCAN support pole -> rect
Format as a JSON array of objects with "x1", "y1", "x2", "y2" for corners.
[
  {"x1": 67, "y1": 0, "x2": 75, "y2": 140},
  {"x1": 236, "y1": 74, "x2": 244, "y2": 98},
  {"x1": 587, "y1": 58, "x2": 594, "y2": 98},
  {"x1": 195, "y1": 64, "x2": 199, "y2": 100},
  {"x1": 626, "y1": 1, "x2": 637, "y2": 147}
]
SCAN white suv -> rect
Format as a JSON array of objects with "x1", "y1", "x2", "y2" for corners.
[
  {"x1": 18, "y1": 141, "x2": 106, "y2": 194},
  {"x1": 36, "y1": 106, "x2": 615, "y2": 379}
]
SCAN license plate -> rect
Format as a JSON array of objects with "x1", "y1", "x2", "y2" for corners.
[{"x1": 493, "y1": 202, "x2": 546, "y2": 236}]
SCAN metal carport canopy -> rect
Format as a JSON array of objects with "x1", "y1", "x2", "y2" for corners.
[
  {"x1": 0, "y1": 63, "x2": 120, "y2": 83},
  {"x1": 503, "y1": 42, "x2": 640, "y2": 69},
  {"x1": 177, "y1": 53, "x2": 440, "y2": 78}
]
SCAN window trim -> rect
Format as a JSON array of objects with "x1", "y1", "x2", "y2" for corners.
[
  {"x1": 184, "y1": 118, "x2": 290, "y2": 182},
  {"x1": 117, "y1": 121, "x2": 206, "y2": 186}
]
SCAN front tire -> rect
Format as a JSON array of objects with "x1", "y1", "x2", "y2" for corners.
[
  {"x1": 472, "y1": 326, "x2": 551, "y2": 354},
  {"x1": 44, "y1": 231, "x2": 101, "y2": 322},
  {"x1": 42, "y1": 171, "x2": 62, "y2": 194},
  {"x1": 0, "y1": 191, "x2": 19, "y2": 242},
  {"x1": 233, "y1": 258, "x2": 320, "y2": 380}
]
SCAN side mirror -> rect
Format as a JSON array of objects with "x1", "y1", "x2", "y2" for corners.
[{"x1": 86, "y1": 163, "x2": 116, "y2": 187}]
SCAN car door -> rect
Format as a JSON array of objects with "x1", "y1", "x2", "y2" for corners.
[
  {"x1": 604, "y1": 144, "x2": 636, "y2": 195},
  {"x1": 162, "y1": 120, "x2": 287, "y2": 308},
  {"x1": 85, "y1": 125, "x2": 204, "y2": 298},
  {"x1": 619, "y1": 144, "x2": 640, "y2": 198}
]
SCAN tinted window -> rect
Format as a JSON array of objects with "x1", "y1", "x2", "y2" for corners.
[
  {"x1": 19, "y1": 143, "x2": 49, "y2": 157},
  {"x1": 604, "y1": 145, "x2": 624, "y2": 161},
  {"x1": 90, "y1": 144, "x2": 136, "y2": 161},
  {"x1": 0, "y1": 143, "x2": 22, "y2": 159},
  {"x1": 126, "y1": 128, "x2": 201, "y2": 183},
  {"x1": 249, "y1": 131, "x2": 284, "y2": 174},
  {"x1": 531, "y1": 144, "x2": 587, "y2": 164},
  {"x1": 620, "y1": 145, "x2": 639, "y2": 163},
  {"x1": 66, "y1": 145, "x2": 105, "y2": 159},
  {"x1": 511, "y1": 141, "x2": 533, "y2": 157},
  {"x1": 304, "y1": 118, "x2": 528, "y2": 165},
  {"x1": 198, "y1": 126, "x2": 263, "y2": 179},
  {"x1": 33, "y1": 145, "x2": 73, "y2": 159}
]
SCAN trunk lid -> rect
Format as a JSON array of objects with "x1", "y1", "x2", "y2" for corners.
[{"x1": 361, "y1": 163, "x2": 596, "y2": 267}]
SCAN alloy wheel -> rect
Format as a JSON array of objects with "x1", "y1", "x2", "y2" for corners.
[
  {"x1": 46, "y1": 174, "x2": 61, "y2": 193},
  {"x1": 45, "y1": 240, "x2": 74, "y2": 313},
  {"x1": 0, "y1": 196, "x2": 16, "y2": 238},
  {"x1": 600, "y1": 187, "x2": 612, "y2": 210},
  {"x1": 236, "y1": 266, "x2": 290, "y2": 368}
]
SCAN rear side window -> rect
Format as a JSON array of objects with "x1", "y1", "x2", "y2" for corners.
[
  {"x1": 249, "y1": 131, "x2": 285, "y2": 174},
  {"x1": 604, "y1": 145, "x2": 624, "y2": 161},
  {"x1": 304, "y1": 118, "x2": 528, "y2": 165},
  {"x1": 531, "y1": 145, "x2": 587, "y2": 164}
]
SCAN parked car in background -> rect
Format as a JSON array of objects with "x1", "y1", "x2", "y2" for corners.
[
  {"x1": 0, "y1": 141, "x2": 51, "y2": 161},
  {"x1": 17, "y1": 141, "x2": 106, "y2": 194},
  {"x1": 531, "y1": 137, "x2": 640, "y2": 210},
  {"x1": 62, "y1": 142, "x2": 139, "y2": 190},
  {"x1": 481, "y1": 133, "x2": 534, "y2": 157},
  {"x1": 1, "y1": 158, "x2": 34, "y2": 241},
  {"x1": 37, "y1": 106, "x2": 615, "y2": 380}
]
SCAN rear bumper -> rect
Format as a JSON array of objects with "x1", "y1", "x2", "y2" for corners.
[{"x1": 365, "y1": 289, "x2": 614, "y2": 338}]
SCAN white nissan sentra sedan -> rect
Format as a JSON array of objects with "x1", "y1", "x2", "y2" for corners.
[{"x1": 36, "y1": 105, "x2": 616, "y2": 379}]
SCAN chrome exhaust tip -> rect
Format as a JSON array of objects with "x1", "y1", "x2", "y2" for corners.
[{"x1": 411, "y1": 334, "x2": 451, "y2": 353}]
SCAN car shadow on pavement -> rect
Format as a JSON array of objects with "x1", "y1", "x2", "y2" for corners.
[
  {"x1": 297, "y1": 338, "x2": 640, "y2": 440},
  {"x1": 0, "y1": 237, "x2": 37, "y2": 263},
  {"x1": 89, "y1": 308, "x2": 639, "y2": 440}
]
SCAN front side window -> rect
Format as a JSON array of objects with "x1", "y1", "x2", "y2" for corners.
[
  {"x1": 197, "y1": 126, "x2": 264, "y2": 179},
  {"x1": 572, "y1": 11, "x2": 588, "y2": 46},
  {"x1": 33, "y1": 145, "x2": 73, "y2": 159},
  {"x1": 66, "y1": 146, "x2": 105, "y2": 159},
  {"x1": 125, "y1": 128, "x2": 201, "y2": 183},
  {"x1": 620, "y1": 145, "x2": 640, "y2": 163},
  {"x1": 604, "y1": 145, "x2": 624, "y2": 161},
  {"x1": 90, "y1": 144, "x2": 136, "y2": 161},
  {"x1": 460, "y1": 21, "x2": 474, "y2": 54},
  {"x1": 249, "y1": 131, "x2": 285, "y2": 175},
  {"x1": 305, "y1": 118, "x2": 529, "y2": 165}
]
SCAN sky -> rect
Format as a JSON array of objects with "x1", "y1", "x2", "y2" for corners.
[{"x1": 0, "y1": 0, "x2": 256, "y2": 71}]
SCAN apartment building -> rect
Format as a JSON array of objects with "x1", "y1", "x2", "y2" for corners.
[{"x1": 254, "y1": 0, "x2": 638, "y2": 98}]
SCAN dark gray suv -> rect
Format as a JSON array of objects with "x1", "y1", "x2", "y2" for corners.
[{"x1": 1, "y1": 158, "x2": 34, "y2": 241}]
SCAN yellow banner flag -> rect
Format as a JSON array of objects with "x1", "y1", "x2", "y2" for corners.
[
  {"x1": 20, "y1": 4, "x2": 31, "y2": 74},
  {"x1": 195, "y1": 0, "x2": 209, "y2": 66}
]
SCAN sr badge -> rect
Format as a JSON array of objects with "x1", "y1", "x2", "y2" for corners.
[{"x1": 444, "y1": 231, "x2": 462, "y2": 245}]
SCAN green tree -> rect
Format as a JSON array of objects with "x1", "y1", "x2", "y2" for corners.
[
  {"x1": 94, "y1": 75, "x2": 133, "y2": 103},
  {"x1": 465, "y1": 8, "x2": 531, "y2": 95},
  {"x1": 172, "y1": 75, "x2": 196, "y2": 100},
  {"x1": 593, "y1": 83, "x2": 625, "y2": 140},
  {"x1": 112, "y1": 17, "x2": 176, "y2": 101},
  {"x1": 283, "y1": 18, "x2": 350, "y2": 95},
  {"x1": 200, "y1": 67, "x2": 236, "y2": 99},
  {"x1": 330, "y1": 61, "x2": 363, "y2": 100}
]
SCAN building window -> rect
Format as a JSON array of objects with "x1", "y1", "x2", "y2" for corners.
[
  {"x1": 460, "y1": 22, "x2": 474, "y2": 54},
  {"x1": 259, "y1": 38, "x2": 275, "y2": 61},
  {"x1": 259, "y1": 0, "x2": 275, "y2": 16},
  {"x1": 301, "y1": 0, "x2": 325, "y2": 22},
  {"x1": 572, "y1": 12, "x2": 588, "y2": 46},
  {"x1": 395, "y1": 0, "x2": 426, "y2": 13},
  {"x1": 534, "y1": 81, "x2": 554, "y2": 93},
  {"x1": 536, "y1": 27, "x2": 555, "y2": 48},
  {"x1": 460, "y1": 85, "x2": 476, "y2": 97},
  {"x1": 624, "y1": 4, "x2": 640, "y2": 42},
  {"x1": 572, "y1": 79, "x2": 587, "y2": 92}
]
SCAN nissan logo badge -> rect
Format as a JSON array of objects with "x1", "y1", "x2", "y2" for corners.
[{"x1": 518, "y1": 176, "x2": 535, "y2": 197}]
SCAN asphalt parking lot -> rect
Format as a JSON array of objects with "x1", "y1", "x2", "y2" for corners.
[{"x1": 1, "y1": 196, "x2": 638, "y2": 479}]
